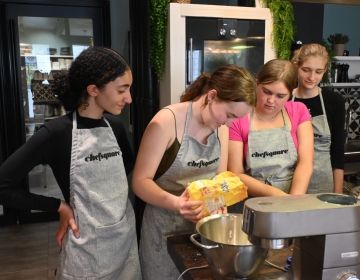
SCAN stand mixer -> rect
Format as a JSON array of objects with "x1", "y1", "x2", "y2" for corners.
[{"x1": 242, "y1": 194, "x2": 360, "y2": 280}]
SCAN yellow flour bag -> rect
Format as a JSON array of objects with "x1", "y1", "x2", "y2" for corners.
[{"x1": 187, "y1": 171, "x2": 248, "y2": 216}]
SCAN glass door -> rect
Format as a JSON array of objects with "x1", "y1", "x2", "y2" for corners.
[
  {"x1": 186, "y1": 17, "x2": 265, "y2": 84},
  {"x1": 19, "y1": 16, "x2": 94, "y2": 212},
  {"x1": 0, "y1": 2, "x2": 107, "y2": 224}
]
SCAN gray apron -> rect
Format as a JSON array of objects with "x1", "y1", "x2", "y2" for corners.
[
  {"x1": 246, "y1": 110, "x2": 298, "y2": 193},
  {"x1": 293, "y1": 91, "x2": 333, "y2": 193},
  {"x1": 57, "y1": 112, "x2": 141, "y2": 280},
  {"x1": 140, "y1": 103, "x2": 220, "y2": 280}
]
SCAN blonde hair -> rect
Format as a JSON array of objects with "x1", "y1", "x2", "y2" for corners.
[
  {"x1": 291, "y1": 43, "x2": 329, "y2": 70},
  {"x1": 257, "y1": 59, "x2": 298, "y2": 94}
]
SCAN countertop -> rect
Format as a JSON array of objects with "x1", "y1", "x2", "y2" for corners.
[{"x1": 167, "y1": 233, "x2": 292, "y2": 280}]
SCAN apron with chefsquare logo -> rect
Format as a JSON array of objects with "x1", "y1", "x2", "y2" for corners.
[
  {"x1": 246, "y1": 110, "x2": 298, "y2": 193},
  {"x1": 57, "y1": 112, "x2": 141, "y2": 280},
  {"x1": 140, "y1": 102, "x2": 220, "y2": 280},
  {"x1": 293, "y1": 90, "x2": 333, "y2": 193}
]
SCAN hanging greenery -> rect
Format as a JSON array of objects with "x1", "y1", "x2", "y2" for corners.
[
  {"x1": 261, "y1": 0, "x2": 295, "y2": 59},
  {"x1": 149, "y1": 0, "x2": 170, "y2": 80},
  {"x1": 149, "y1": 0, "x2": 295, "y2": 78}
]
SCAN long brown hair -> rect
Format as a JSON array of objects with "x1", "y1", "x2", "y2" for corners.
[
  {"x1": 257, "y1": 59, "x2": 298, "y2": 94},
  {"x1": 180, "y1": 64, "x2": 256, "y2": 106}
]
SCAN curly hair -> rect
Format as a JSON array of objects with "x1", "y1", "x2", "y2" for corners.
[
  {"x1": 53, "y1": 47, "x2": 130, "y2": 111},
  {"x1": 180, "y1": 64, "x2": 256, "y2": 107}
]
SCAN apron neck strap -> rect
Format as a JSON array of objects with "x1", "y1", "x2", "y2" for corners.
[
  {"x1": 184, "y1": 102, "x2": 192, "y2": 135},
  {"x1": 318, "y1": 89, "x2": 329, "y2": 123},
  {"x1": 72, "y1": 111, "x2": 78, "y2": 129}
]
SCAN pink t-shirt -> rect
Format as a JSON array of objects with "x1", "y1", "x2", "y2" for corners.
[{"x1": 229, "y1": 101, "x2": 311, "y2": 158}]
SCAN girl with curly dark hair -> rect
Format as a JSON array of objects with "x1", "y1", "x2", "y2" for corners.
[{"x1": 0, "y1": 47, "x2": 141, "y2": 279}]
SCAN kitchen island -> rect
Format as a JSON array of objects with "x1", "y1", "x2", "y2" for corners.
[{"x1": 167, "y1": 234, "x2": 292, "y2": 280}]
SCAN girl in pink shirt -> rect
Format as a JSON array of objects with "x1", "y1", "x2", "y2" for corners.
[
  {"x1": 230, "y1": 101, "x2": 311, "y2": 158},
  {"x1": 228, "y1": 59, "x2": 313, "y2": 196}
]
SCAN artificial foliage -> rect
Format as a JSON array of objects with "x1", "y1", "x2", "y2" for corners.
[
  {"x1": 261, "y1": 0, "x2": 295, "y2": 59},
  {"x1": 150, "y1": 0, "x2": 170, "y2": 80},
  {"x1": 149, "y1": 0, "x2": 295, "y2": 78}
]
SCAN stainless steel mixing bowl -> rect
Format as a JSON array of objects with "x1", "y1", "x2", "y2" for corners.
[{"x1": 190, "y1": 213, "x2": 268, "y2": 279}]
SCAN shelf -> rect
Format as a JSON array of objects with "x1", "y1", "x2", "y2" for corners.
[
  {"x1": 33, "y1": 121, "x2": 44, "y2": 124},
  {"x1": 334, "y1": 56, "x2": 360, "y2": 61},
  {"x1": 21, "y1": 54, "x2": 73, "y2": 58},
  {"x1": 44, "y1": 116, "x2": 60, "y2": 120},
  {"x1": 328, "y1": 82, "x2": 360, "y2": 87}
]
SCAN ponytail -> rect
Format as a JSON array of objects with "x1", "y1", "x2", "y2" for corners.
[{"x1": 180, "y1": 73, "x2": 210, "y2": 102}]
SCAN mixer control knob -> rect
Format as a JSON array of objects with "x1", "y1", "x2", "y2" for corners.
[{"x1": 338, "y1": 272, "x2": 359, "y2": 280}]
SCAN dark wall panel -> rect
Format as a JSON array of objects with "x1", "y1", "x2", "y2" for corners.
[{"x1": 293, "y1": 2, "x2": 324, "y2": 45}]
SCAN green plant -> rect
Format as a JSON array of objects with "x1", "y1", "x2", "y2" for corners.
[
  {"x1": 150, "y1": 0, "x2": 295, "y2": 78},
  {"x1": 150, "y1": 0, "x2": 170, "y2": 80},
  {"x1": 327, "y1": 33, "x2": 349, "y2": 45},
  {"x1": 261, "y1": 0, "x2": 295, "y2": 59}
]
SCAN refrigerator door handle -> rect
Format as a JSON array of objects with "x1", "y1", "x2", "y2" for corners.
[{"x1": 188, "y1": 37, "x2": 193, "y2": 84}]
